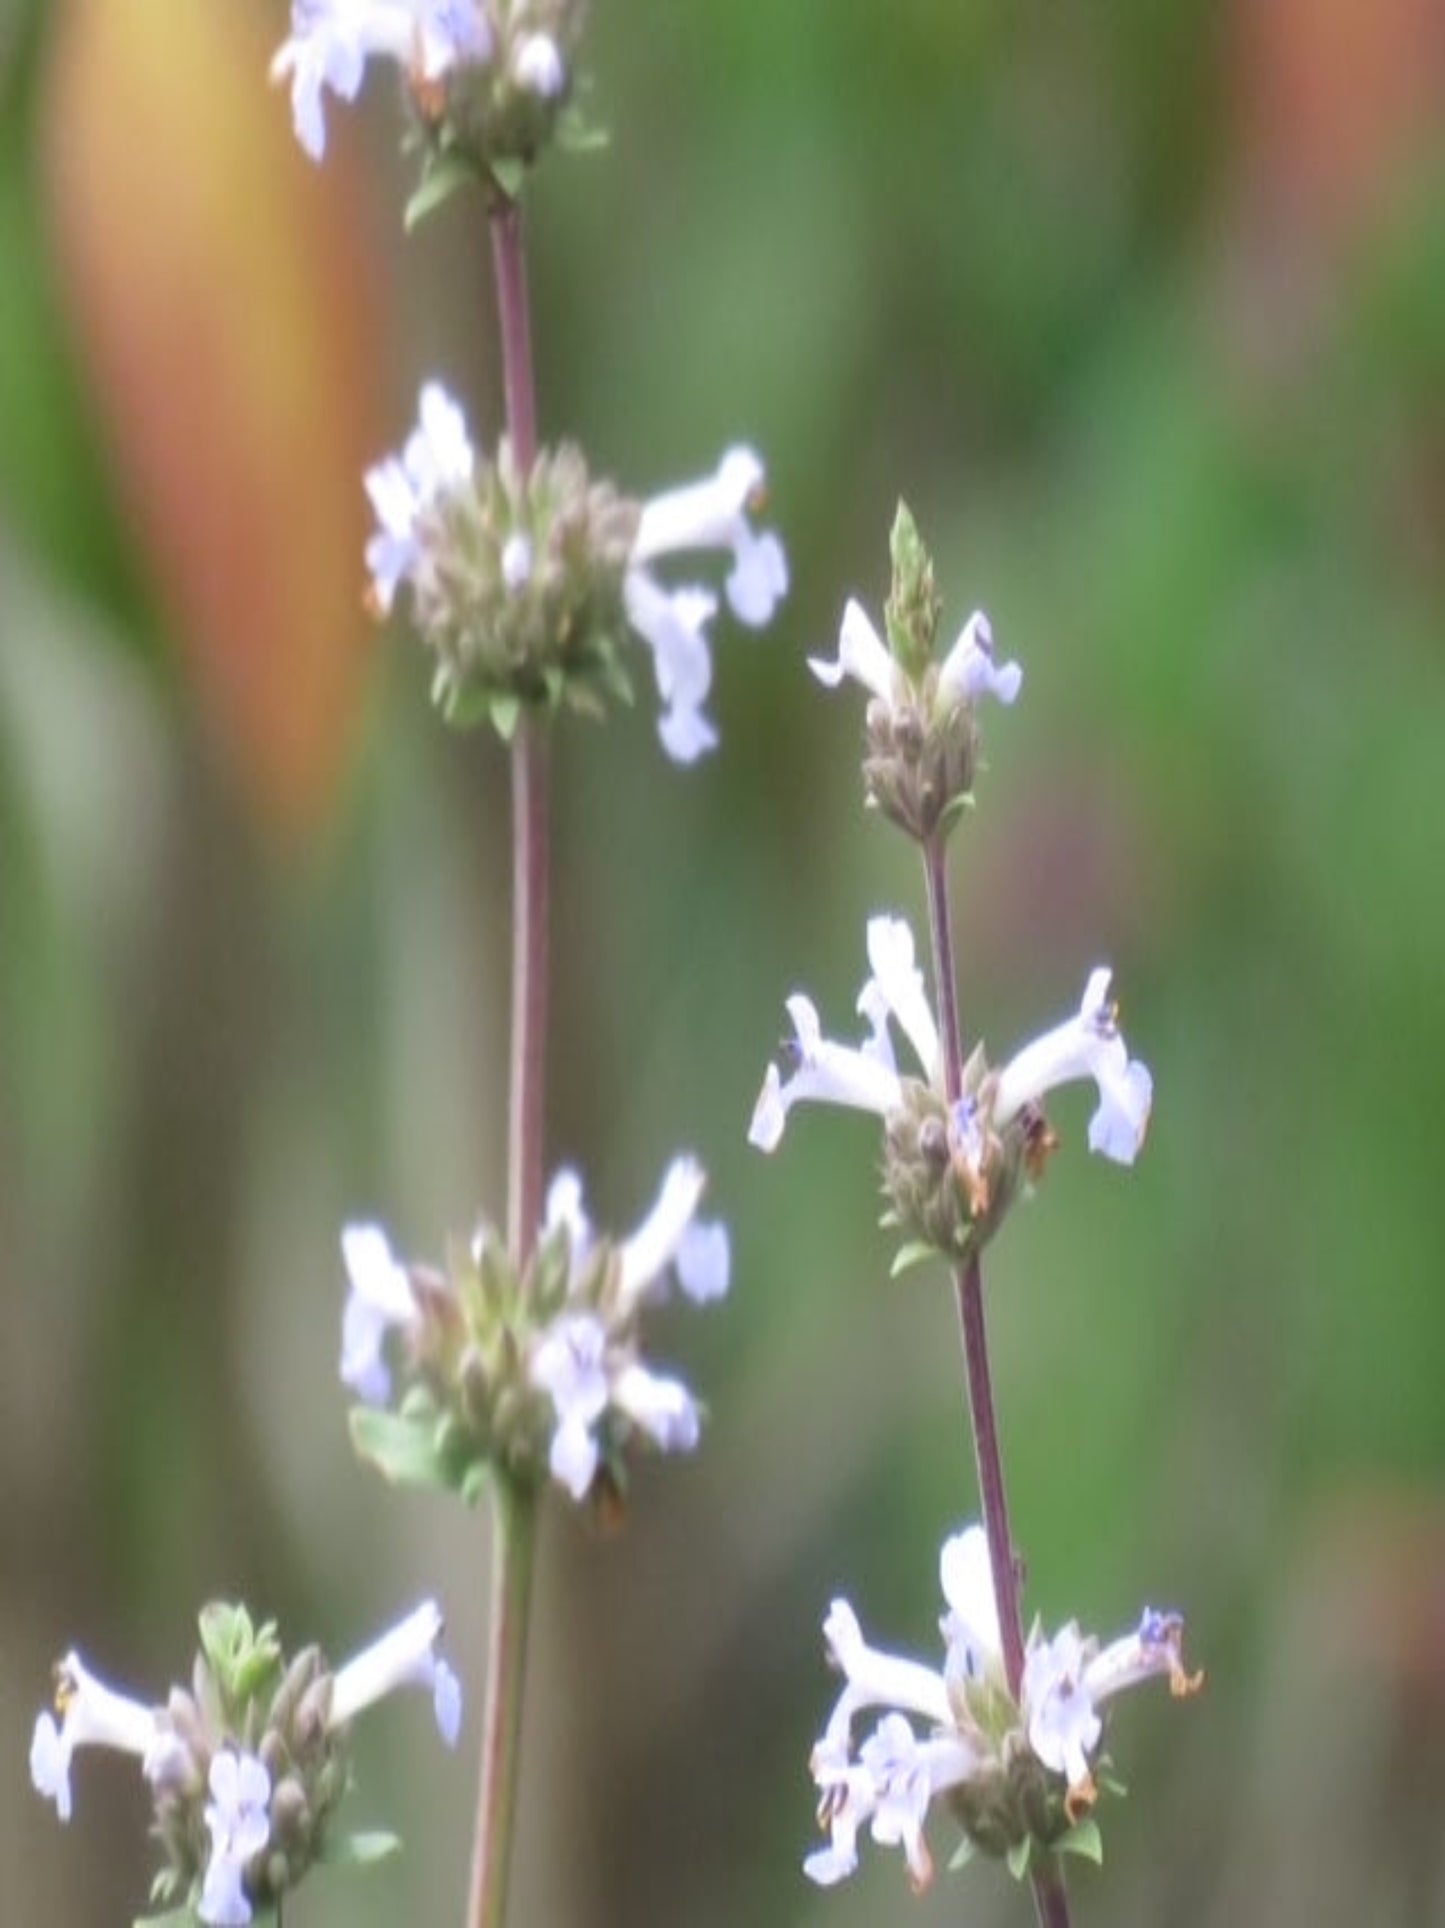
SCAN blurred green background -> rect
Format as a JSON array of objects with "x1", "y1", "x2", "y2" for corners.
[{"x1": 4, "y1": 1, "x2": 1445, "y2": 1924}]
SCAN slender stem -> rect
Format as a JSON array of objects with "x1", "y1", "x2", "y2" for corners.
[
  {"x1": 951, "y1": 1253, "x2": 1025, "y2": 1690},
  {"x1": 489, "y1": 194, "x2": 539, "y2": 474},
  {"x1": 491, "y1": 187, "x2": 548, "y2": 1262},
  {"x1": 1030, "y1": 1860, "x2": 1074, "y2": 1928},
  {"x1": 464, "y1": 1474, "x2": 539, "y2": 1928},
  {"x1": 465, "y1": 187, "x2": 548, "y2": 1928},
  {"x1": 923, "y1": 836, "x2": 965, "y2": 1105},
  {"x1": 922, "y1": 835, "x2": 1072, "y2": 1928},
  {"x1": 506, "y1": 720, "x2": 550, "y2": 1255}
]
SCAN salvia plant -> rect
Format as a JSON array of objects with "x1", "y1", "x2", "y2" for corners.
[{"x1": 30, "y1": 6, "x2": 1199, "y2": 1927}]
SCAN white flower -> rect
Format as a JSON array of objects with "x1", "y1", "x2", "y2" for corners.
[
  {"x1": 611, "y1": 1362, "x2": 700, "y2": 1453},
  {"x1": 529, "y1": 1311, "x2": 611, "y2": 1498},
  {"x1": 633, "y1": 447, "x2": 788, "y2": 627},
  {"x1": 330, "y1": 1599, "x2": 462, "y2": 1747},
  {"x1": 199, "y1": 1749, "x2": 271, "y2": 1927},
  {"x1": 810, "y1": 598, "x2": 1021, "y2": 712},
  {"x1": 936, "y1": 610, "x2": 1022, "y2": 707},
  {"x1": 994, "y1": 966, "x2": 1153, "y2": 1165},
  {"x1": 364, "y1": 381, "x2": 476, "y2": 614},
  {"x1": 626, "y1": 447, "x2": 787, "y2": 761},
  {"x1": 29, "y1": 1652, "x2": 165, "y2": 1822},
  {"x1": 938, "y1": 1524, "x2": 1004, "y2": 1682},
  {"x1": 339, "y1": 1222, "x2": 419, "y2": 1405},
  {"x1": 1022, "y1": 1624, "x2": 1101, "y2": 1795},
  {"x1": 805, "y1": 1594, "x2": 980, "y2": 1894},
  {"x1": 529, "y1": 1158, "x2": 724, "y2": 1499},
  {"x1": 622, "y1": 571, "x2": 719, "y2": 764},
  {"x1": 803, "y1": 1524, "x2": 1197, "y2": 1888},
  {"x1": 511, "y1": 31, "x2": 566, "y2": 99},
  {"x1": 1084, "y1": 1606, "x2": 1198, "y2": 1708},
  {"x1": 272, "y1": 1, "x2": 493, "y2": 160},
  {"x1": 617, "y1": 1155, "x2": 730, "y2": 1308},
  {"x1": 749, "y1": 913, "x2": 937, "y2": 1151},
  {"x1": 808, "y1": 597, "x2": 897, "y2": 703}
]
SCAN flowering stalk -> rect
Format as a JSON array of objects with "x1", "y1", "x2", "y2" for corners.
[
  {"x1": 923, "y1": 837, "x2": 1071, "y2": 1928},
  {"x1": 466, "y1": 1472, "x2": 537, "y2": 1928},
  {"x1": 472, "y1": 186, "x2": 544, "y2": 1928}
]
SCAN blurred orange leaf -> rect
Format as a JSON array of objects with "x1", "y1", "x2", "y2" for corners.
[{"x1": 41, "y1": 0, "x2": 391, "y2": 840}]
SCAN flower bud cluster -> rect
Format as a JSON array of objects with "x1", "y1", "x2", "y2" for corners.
[
  {"x1": 809, "y1": 504, "x2": 1021, "y2": 843},
  {"x1": 272, "y1": 1, "x2": 585, "y2": 178},
  {"x1": 424, "y1": 0, "x2": 584, "y2": 184},
  {"x1": 805, "y1": 1526, "x2": 1201, "y2": 1892},
  {"x1": 367, "y1": 384, "x2": 638, "y2": 733},
  {"x1": 367, "y1": 384, "x2": 787, "y2": 757},
  {"x1": 750, "y1": 914, "x2": 1150, "y2": 1267},
  {"x1": 30, "y1": 1601, "x2": 459, "y2": 1926},
  {"x1": 343, "y1": 1157, "x2": 729, "y2": 1512}
]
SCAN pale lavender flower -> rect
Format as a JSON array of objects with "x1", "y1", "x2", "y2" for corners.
[
  {"x1": 199, "y1": 1749, "x2": 271, "y2": 1927},
  {"x1": 749, "y1": 913, "x2": 936, "y2": 1151},
  {"x1": 804, "y1": 1523, "x2": 1197, "y2": 1888},
  {"x1": 272, "y1": 1, "x2": 493, "y2": 161},
  {"x1": 339, "y1": 1222, "x2": 419, "y2": 1405},
  {"x1": 632, "y1": 447, "x2": 789, "y2": 629},
  {"x1": 29, "y1": 1652, "x2": 166, "y2": 1823},
  {"x1": 622, "y1": 572, "x2": 720, "y2": 764},
  {"x1": 625, "y1": 446, "x2": 787, "y2": 759},
  {"x1": 330, "y1": 1599, "x2": 462, "y2": 1746},
  {"x1": 936, "y1": 609, "x2": 1022, "y2": 707},
  {"x1": 529, "y1": 1311, "x2": 611, "y2": 1499},
  {"x1": 994, "y1": 966, "x2": 1153, "y2": 1165},
  {"x1": 529, "y1": 1158, "x2": 726, "y2": 1499},
  {"x1": 364, "y1": 381, "x2": 475, "y2": 614}
]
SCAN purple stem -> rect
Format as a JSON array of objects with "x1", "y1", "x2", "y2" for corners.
[
  {"x1": 922, "y1": 836, "x2": 1073, "y2": 1928},
  {"x1": 463, "y1": 188, "x2": 548, "y2": 1928}
]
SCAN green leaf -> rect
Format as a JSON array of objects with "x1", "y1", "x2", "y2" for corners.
[
  {"x1": 1057, "y1": 1818, "x2": 1104, "y2": 1865},
  {"x1": 489, "y1": 694, "x2": 522, "y2": 740},
  {"x1": 889, "y1": 1239, "x2": 937, "y2": 1279},
  {"x1": 405, "y1": 154, "x2": 480, "y2": 231},
  {"x1": 349, "y1": 1406, "x2": 463, "y2": 1493},
  {"x1": 135, "y1": 1908, "x2": 198, "y2": 1928},
  {"x1": 556, "y1": 105, "x2": 610, "y2": 154},
  {"x1": 1006, "y1": 1837, "x2": 1032, "y2": 1881},
  {"x1": 489, "y1": 157, "x2": 526, "y2": 201},
  {"x1": 321, "y1": 1828, "x2": 404, "y2": 1868},
  {"x1": 947, "y1": 1836, "x2": 979, "y2": 1872}
]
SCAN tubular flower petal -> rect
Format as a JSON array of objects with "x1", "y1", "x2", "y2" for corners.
[
  {"x1": 994, "y1": 966, "x2": 1153, "y2": 1165},
  {"x1": 1022, "y1": 1625, "x2": 1103, "y2": 1797},
  {"x1": 29, "y1": 1653, "x2": 162, "y2": 1822},
  {"x1": 808, "y1": 597, "x2": 897, "y2": 702},
  {"x1": 329, "y1": 1600, "x2": 462, "y2": 1747},
  {"x1": 748, "y1": 992, "x2": 906, "y2": 1152},
  {"x1": 936, "y1": 610, "x2": 1022, "y2": 708},
  {"x1": 199, "y1": 1749, "x2": 271, "y2": 1927},
  {"x1": 622, "y1": 571, "x2": 719, "y2": 763},
  {"x1": 632, "y1": 446, "x2": 788, "y2": 628},
  {"x1": 618, "y1": 1156, "x2": 709, "y2": 1309},
  {"x1": 749, "y1": 914, "x2": 942, "y2": 1153},
  {"x1": 339, "y1": 1223, "x2": 419, "y2": 1405},
  {"x1": 938, "y1": 1524, "x2": 1004, "y2": 1681}
]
